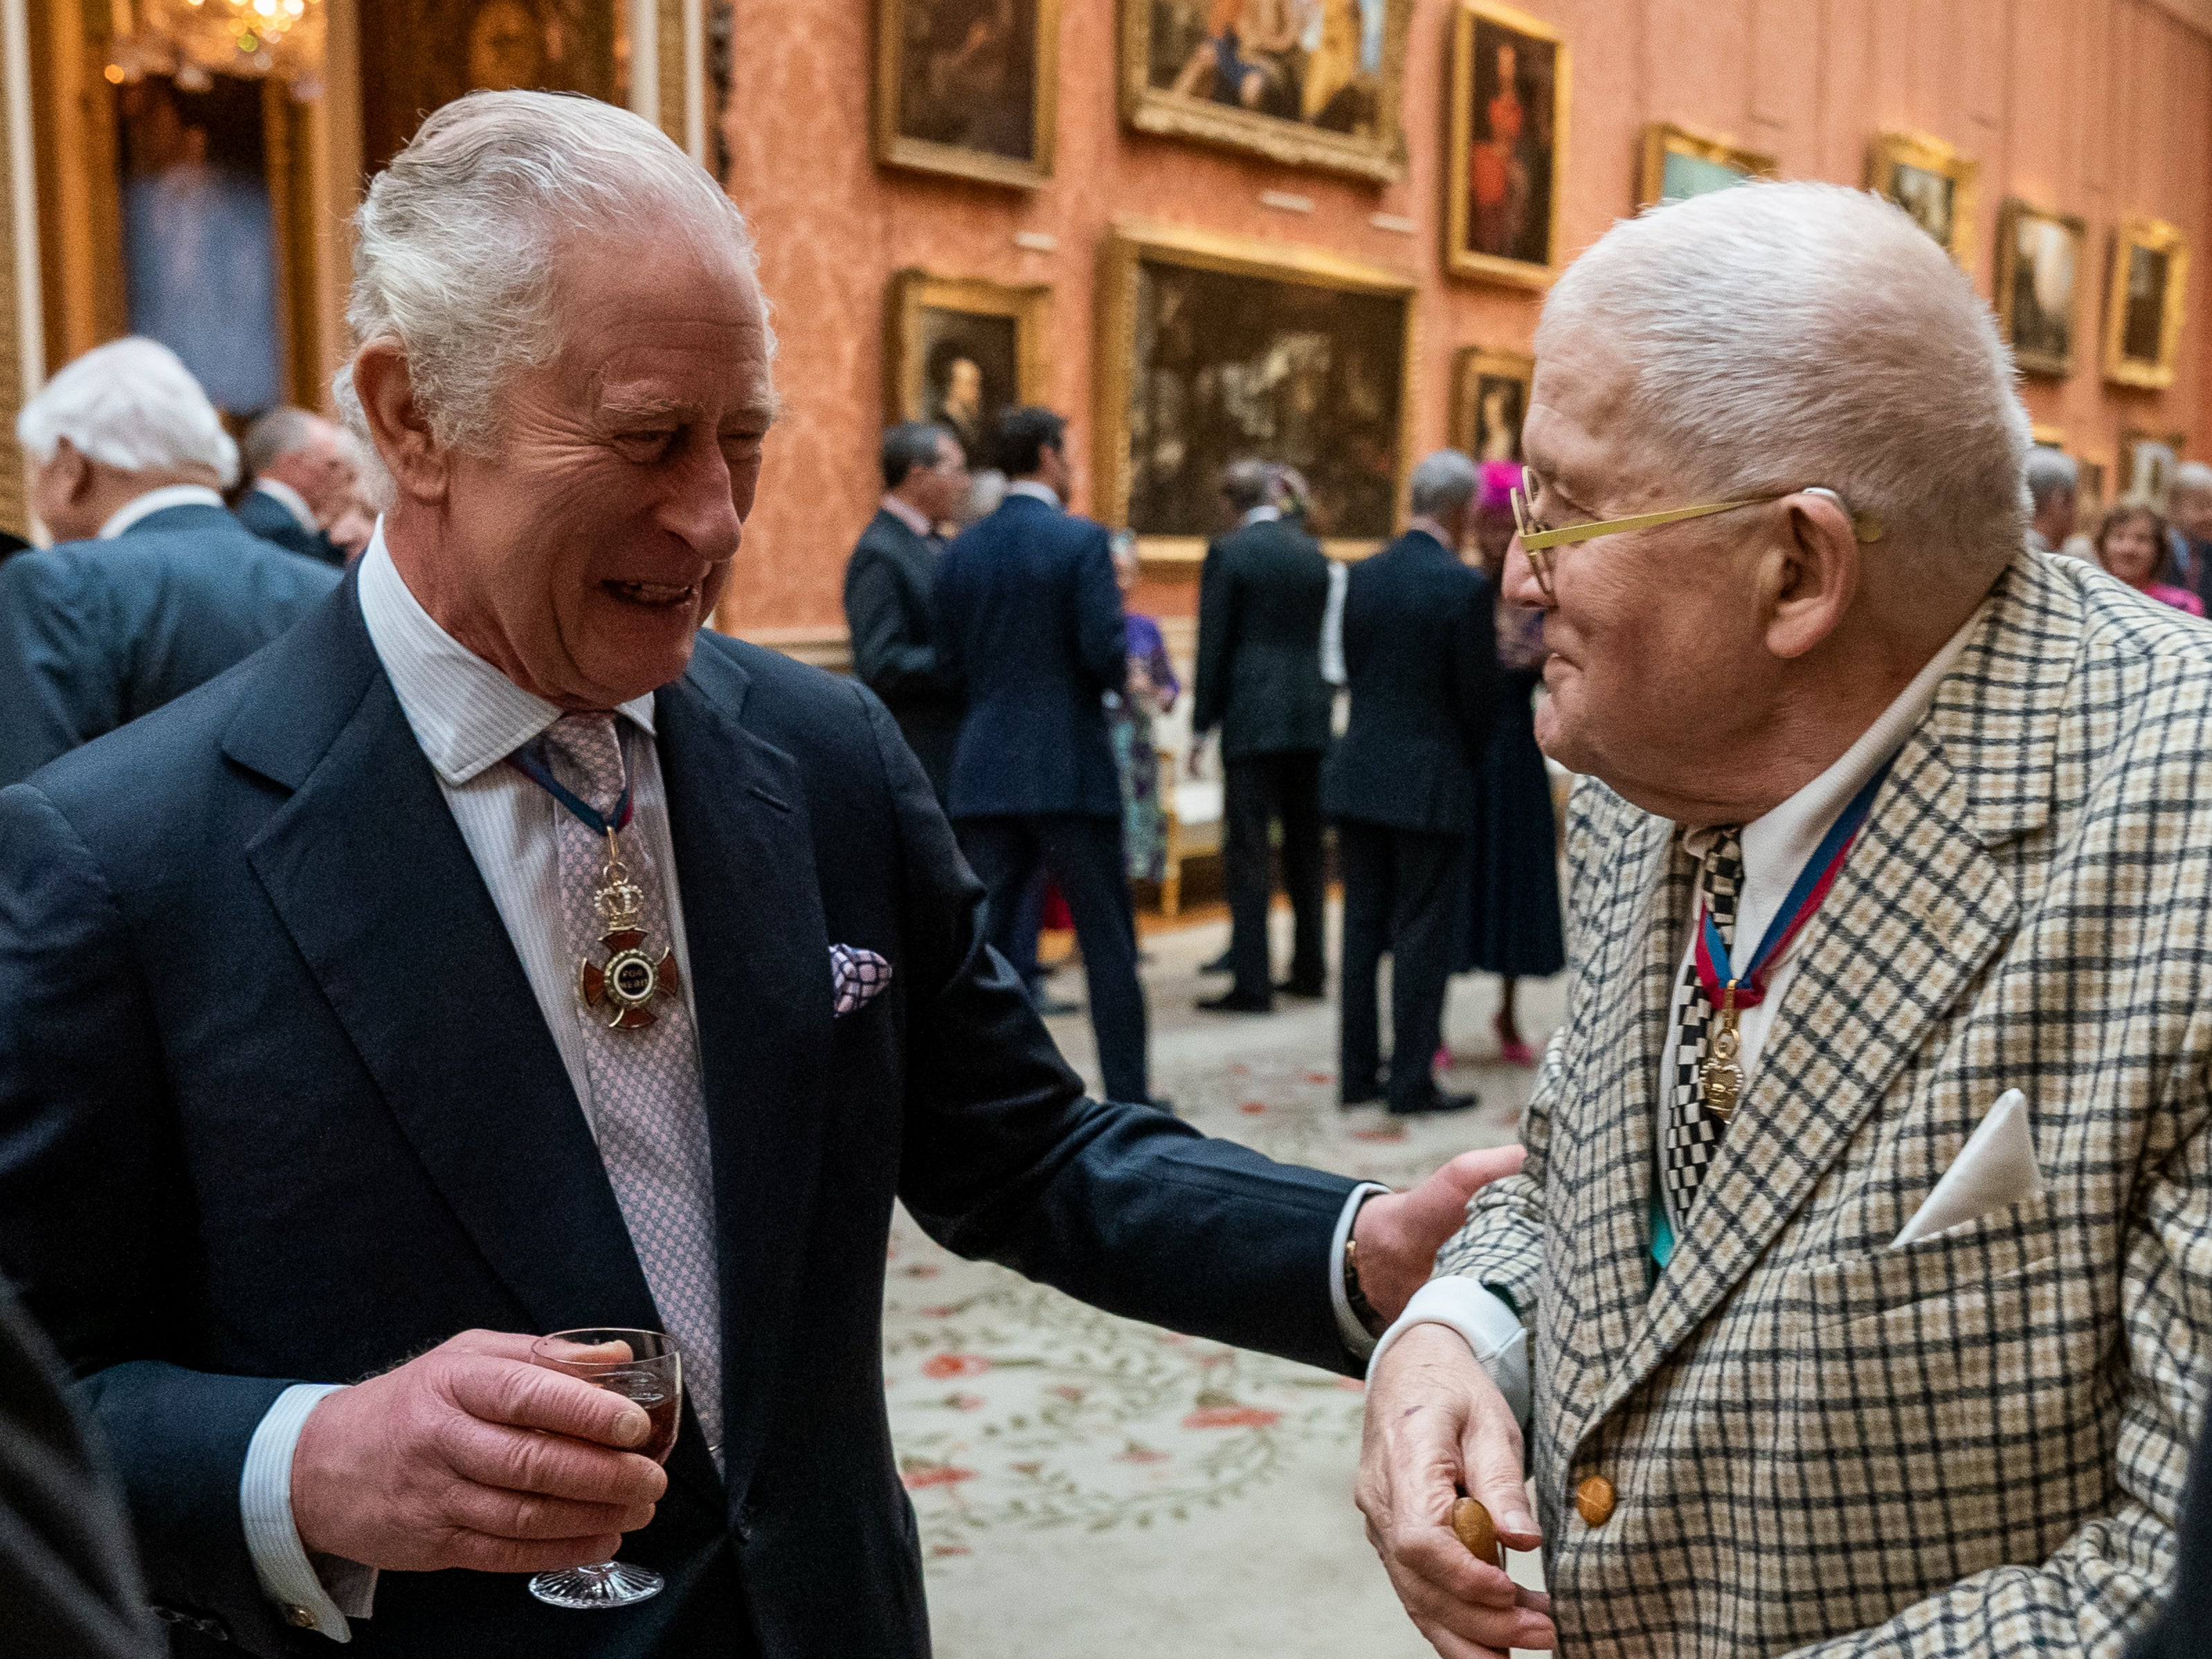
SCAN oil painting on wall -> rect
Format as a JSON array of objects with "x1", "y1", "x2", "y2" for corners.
[
  {"x1": 2104, "y1": 218, "x2": 2191, "y2": 390},
  {"x1": 1636, "y1": 122, "x2": 1773, "y2": 209},
  {"x1": 1995, "y1": 199, "x2": 2085, "y2": 378},
  {"x1": 878, "y1": 0, "x2": 1057, "y2": 186},
  {"x1": 1445, "y1": 1, "x2": 1566, "y2": 287},
  {"x1": 1449, "y1": 346, "x2": 1531, "y2": 464},
  {"x1": 1122, "y1": 0, "x2": 1409, "y2": 182},
  {"x1": 1867, "y1": 131, "x2": 1977, "y2": 267},
  {"x1": 886, "y1": 272, "x2": 1049, "y2": 473}
]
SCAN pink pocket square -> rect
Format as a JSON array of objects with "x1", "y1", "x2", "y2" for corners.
[{"x1": 831, "y1": 944, "x2": 894, "y2": 1016}]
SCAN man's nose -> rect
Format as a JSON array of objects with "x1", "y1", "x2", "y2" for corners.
[{"x1": 1502, "y1": 536, "x2": 1549, "y2": 608}]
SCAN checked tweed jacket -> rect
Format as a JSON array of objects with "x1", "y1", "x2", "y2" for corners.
[{"x1": 1437, "y1": 549, "x2": 2212, "y2": 1656}]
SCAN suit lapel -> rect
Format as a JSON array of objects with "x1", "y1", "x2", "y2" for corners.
[{"x1": 654, "y1": 646, "x2": 833, "y2": 1512}]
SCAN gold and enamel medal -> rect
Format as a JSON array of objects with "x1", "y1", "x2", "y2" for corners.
[
  {"x1": 1701, "y1": 983, "x2": 1743, "y2": 1118},
  {"x1": 577, "y1": 828, "x2": 681, "y2": 1031}
]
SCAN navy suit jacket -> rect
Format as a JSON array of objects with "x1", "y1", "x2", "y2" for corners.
[
  {"x1": 1321, "y1": 529, "x2": 1498, "y2": 835},
  {"x1": 1193, "y1": 516, "x2": 1334, "y2": 759},
  {"x1": 233, "y1": 489, "x2": 345, "y2": 567},
  {"x1": 932, "y1": 493, "x2": 1127, "y2": 819},
  {"x1": 842, "y1": 508, "x2": 961, "y2": 796},
  {"x1": 0, "y1": 573, "x2": 1357, "y2": 1658},
  {"x1": 0, "y1": 504, "x2": 340, "y2": 788}
]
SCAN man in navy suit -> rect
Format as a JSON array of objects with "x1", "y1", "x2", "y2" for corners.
[
  {"x1": 0, "y1": 338, "x2": 340, "y2": 788},
  {"x1": 842, "y1": 421, "x2": 968, "y2": 802},
  {"x1": 1324, "y1": 451, "x2": 1499, "y2": 1116},
  {"x1": 932, "y1": 406, "x2": 1160, "y2": 1106},
  {"x1": 235, "y1": 408, "x2": 358, "y2": 567},
  {"x1": 0, "y1": 93, "x2": 1512, "y2": 1658}
]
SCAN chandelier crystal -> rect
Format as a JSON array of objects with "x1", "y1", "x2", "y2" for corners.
[{"x1": 109, "y1": 0, "x2": 327, "y2": 96}]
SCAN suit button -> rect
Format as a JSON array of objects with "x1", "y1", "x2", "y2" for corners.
[
  {"x1": 1575, "y1": 1475, "x2": 1616, "y2": 1526},
  {"x1": 285, "y1": 1604, "x2": 319, "y2": 1629}
]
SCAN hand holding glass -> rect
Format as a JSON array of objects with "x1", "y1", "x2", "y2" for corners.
[{"x1": 527, "y1": 1328, "x2": 683, "y2": 1609}]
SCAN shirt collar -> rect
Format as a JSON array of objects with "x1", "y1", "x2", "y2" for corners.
[
  {"x1": 354, "y1": 527, "x2": 656, "y2": 788},
  {"x1": 252, "y1": 476, "x2": 319, "y2": 532},
  {"x1": 879, "y1": 493, "x2": 934, "y2": 538},
  {"x1": 99, "y1": 483, "x2": 226, "y2": 539},
  {"x1": 1240, "y1": 503, "x2": 1280, "y2": 526},
  {"x1": 1005, "y1": 480, "x2": 1062, "y2": 509},
  {"x1": 1405, "y1": 516, "x2": 1458, "y2": 554}
]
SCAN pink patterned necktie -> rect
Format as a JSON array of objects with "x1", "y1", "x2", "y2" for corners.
[{"x1": 538, "y1": 712, "x2": 723, "y2": 1462}]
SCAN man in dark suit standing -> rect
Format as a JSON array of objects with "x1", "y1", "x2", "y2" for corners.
[
  {"x1": 0, "y1": 337, "x2": 340, "y2": 788},
  {"x1": 1324, "y1": 451, "x2": 1498, "y2": 1116},
  {"x1": 1193, "y1": 460, "x2": 1334, "y2": 1013},
  {"x1": 842, "y1": 422, "x2": 968, "y2": 801},
  {"x1": 933, "y1": 405, "x2": 1159, "y2": 1107},
  {"x1": 0, "y1": 1277, "x2": 162, "y2": 1658},
  {"x1": 0, "y1": 95, "x2": 1508, "y2": 1658},
  {"x1": 235, "y1": 407, "x2": 357, "y2": 566}
]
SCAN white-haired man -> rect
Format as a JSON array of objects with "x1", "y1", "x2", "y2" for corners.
[
  {"x1": 236, "y1": 406, "x2": 359, "y2": 566},
  {"x1": 0, "y1": 336, "x2": 339, "y2": 786},
  {"x1": 2024, "y1": 445, "x2": 2078, "y2": 555},
  {"x1": 2171, "y1": 459, "x2": 2212, "y2": 610},
  {"x1": 1356, "y1": 180, "x2": 2212, "y2": 1656},
  {"x1": 0, "y1": 91, "x2": 1512, "y2": 1658}
]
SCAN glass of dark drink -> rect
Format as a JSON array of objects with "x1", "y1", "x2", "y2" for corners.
[{"x1": 525, "y1": 1327, "x2": 682, "y2": 1610}]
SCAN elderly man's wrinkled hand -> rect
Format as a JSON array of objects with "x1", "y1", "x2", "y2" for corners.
[
  {"x1": 1357, "y1": 1323, "x2": 1554, "y2": 1656},
  {"x1": 290, "y1": 1329, "x2": 667, "y2": 1574}
]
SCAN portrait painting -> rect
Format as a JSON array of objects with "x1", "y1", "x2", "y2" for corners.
[
  {"x1": 1445, "y1": 1, "x2": 1568, "y2": 288},
  {"x1": 2120, "y1": 430, "x2": 2188, "y2": 511},
  {"x1": 1867, "y1": 132, "x2": 1977, "y2": 267},
  {"x1": 1635, "y1": 123, "x2": 1774, "y2": 210},
  {"x1": 1122, "y1": 0, "x2": 1410, "y2": 183},
  {"x1": 1449, "y1": 347, "x2": 1532, "y2": 465},
  {"x1": 886, "y1": 271, "x2": 1050, "y2": 474},
  {"x1": 878, "y1": 0, "x2": 1057, "y2": 187},
  {"x1": 1994, "y1": 199, "x2": 2086, "y2": 378},
  {"x1": 2103, "y1": 218, "x2": 2191, "y2": 390},
  {"x1": 359, "y1": 0, "x2": 619, "y2": 174},
  {"x1": 1095, "y1": 225, "x2": 1413, "y2": 566}
]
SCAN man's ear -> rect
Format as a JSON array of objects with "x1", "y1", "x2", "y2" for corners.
[
  {"x1": 1761, "y1": 491, "x2": 1860, "y2": 660},
  {"x1": 50, "y1": 438, "x2": 91, "y2": 504},
  {"x1": 351, "y1": 341, "x2": 448, "y2": 505}
]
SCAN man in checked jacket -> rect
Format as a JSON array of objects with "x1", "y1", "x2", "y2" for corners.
[{"x1": 1355, "y1": 180, "x2": 2212, "y2": 1656}]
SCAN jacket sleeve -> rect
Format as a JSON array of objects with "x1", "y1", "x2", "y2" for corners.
[
  {"x1": 1073, "y1": 530, "x2": 1130, "y2": 699},
  {"x1": 0, "y1": 783, "x2": 300, "y2": 1658},
  {"x1": 927, "y1": 546, "x2": 968, "y2": 700},
  {"x1": 844, "y1": 541, "x2": 950, "y2": 704},
  {"x1": 0, "y1": 557, "x2": 122, "y2": 790},
  {"x1": 858, "y1": 687, "x2": 1361, "y2": 1374},
  {"x1": 1453, "y1": 568, "x2": 1501, "y2": 761},
  {"x1": 1193, "y1": 541, "x2": 1231, "y2": 738},
  {"x1": 1777, "y1": 1107, "x2": 2210, "y2": 1657}
]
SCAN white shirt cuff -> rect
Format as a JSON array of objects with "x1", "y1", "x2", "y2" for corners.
[
  {"x1": 1329, "y1": 1182, "x2": 1393, "y2": 1358},
  {"x1": 241, "y1": 1383, "x2": 377, "y2": 1640},
  {"x1": 1368, "y1": 1276, "x2": 1532, "y2": 1430}
]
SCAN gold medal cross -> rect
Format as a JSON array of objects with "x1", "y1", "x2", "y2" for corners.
[{"x1": 577, "y1": 833, "x2": 680, "y2": 1031}]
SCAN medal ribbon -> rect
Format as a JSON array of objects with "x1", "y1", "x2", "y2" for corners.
[
  {"x1": 505, "y1": 729, "x2": 635, "y2": 838},
  {"x1": 1693, "y1": 759, "x2": 1894, "y2": 1008}
]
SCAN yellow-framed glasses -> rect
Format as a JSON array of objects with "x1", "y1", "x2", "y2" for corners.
[{"x1": 1507, "y1": 466, "x2": 1885, "y2": 601}]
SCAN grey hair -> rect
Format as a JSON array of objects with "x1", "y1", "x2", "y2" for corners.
[
  {"x1": 1219, "y1": 457, "x2": 1273, "y2": 512},
  {"x1": 1538, "y1": 180, "x2": 2030, "y2": 565},
  {"x1": 17, "y1": 336, "x2": 238, "y2": 485},
  {"x1": 1409, "y1": 448, "x2": 1479, "y2": 518},
  {"x1": 241, "y1": 406, "x2": 333, "y2": 478},
  {"x1": 334, "y1": 89, "x2": 766, "y2": 457},
  {"x1": 2175, "y1": 461, "x2": 2212, "y2": 500},
  {"x1": 2024, "y1": 447, "x2": 2078, "y2": 508}
]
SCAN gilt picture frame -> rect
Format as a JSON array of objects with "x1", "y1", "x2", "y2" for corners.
[
  {"x1": 1120, "y1": 0, "x2": 1411, "y2": 183},
  {"x1": 886, "y1": 271, "x2": 1051, "y2": 473},
  {"x1": 2120, "y1": 428, "x2": 2188, "y2": 511},
  {"x1": 1449, "y1": 345, "x2": 1533, "y2": 466},
  {"x1": 1444, "y1": 0, "x2": 1568, "y2": 288},
  {"x1": 2103, "y1": 217, "x2": 2191, "y2": 391},
  {"x1": 1994, "y1": 199, "x2": 2087, "y2": 379},
  {"x1": 876, "y1": 0, "x2": 1060, "y2": 188},
  {"x1": 1095, "y1": 220, "x2": 1417, "y2": 572},
  {"x1": 1635, "y1": 121, "x2": 1775, "y2": 209},
  {"x1": 1867, "y1": 130, "x2": 1977, "y2": 268}
]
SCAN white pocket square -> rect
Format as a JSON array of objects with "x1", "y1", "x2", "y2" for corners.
[
  {"x1": 1891, "y1": 1088, "x2": 2043, "y2": 1247},
  {"x1": 830, "y1": 944, "x2": 893, "y2": 1017}
]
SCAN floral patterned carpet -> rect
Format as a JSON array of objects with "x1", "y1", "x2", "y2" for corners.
[{"x1": 885, "y1": 909, "x2": 1561, "y2": 1658}]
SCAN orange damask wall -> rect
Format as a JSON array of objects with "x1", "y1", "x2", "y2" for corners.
[{"x1": 714, "y1": 0, "x2": 2212, "y2": 639}]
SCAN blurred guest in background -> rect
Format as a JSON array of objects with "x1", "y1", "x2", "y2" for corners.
[
  {"x1": 2024, "y1": 448, "x2": 2077, "y2": 556},
  {"x1": 1453, "y1": 459, "x2": 1562, "y2": 1067},
  {"x1": 1193, "y1": 457, "x2": 1332, "y2": 1013},
  {"x1": 2095, "y1": 500, "x2": 2204, "y2": 616},
  {"x1": 1325, "y1": 449, "x2": 1498, "y2": 1116},
  {"x1": 2128, "y1": 1397, "x2": 2212, "y2": 1659},
  {"x1": 935, "y1": 405, "x2": 1161, "y2": 1107},
  {"x1": 1109, "y1": 529, "x2": 1179, "y2": 889},
  {"x1": 0, "y1": 1276, "x2": 160, "y2": 1658},
  {"x1": 845, "y1": 421, "x2": 969, "y2": 802},
  {"x1": 235, "y1": 406, "x2": 357, "y2": 565},
  {"x1": 2171, "y1": 460, "x2": 2212, "y2": 610},
  {"x1": 0, "y1": 336, "x2": 338, "y2": 787}
]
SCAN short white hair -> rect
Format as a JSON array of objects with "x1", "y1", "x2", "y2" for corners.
[
  {"x1": 335, "y1": 89, "x2": 766, "y2": 456},
  {"x1": 241, "y1": 406, "x2": 336, "y2": 478},
  {"x1": 1539, "y1": 181, "x2": 2029, "y2": 565},
  {"x1": 2175, "y1": 461, "x2": 2212, "y2": 500},
  {"x1": 17, "y1": 336, "x2": 238, "y2": 486},
  {"x1": 2024, "y1": 448, "x2": 2078, "y2": 507},
  {"x1": 1409, "y1": 448, "x2": 1478, "y2": 517}
]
